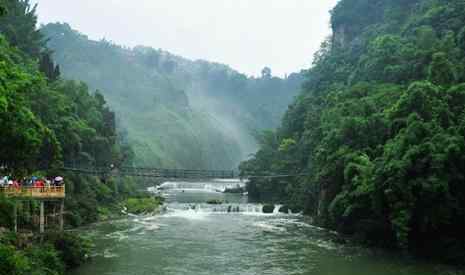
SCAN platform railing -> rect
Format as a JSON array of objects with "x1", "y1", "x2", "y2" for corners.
[{"x1": 0, "y1": 186, "x2": 65, "y2": 199}]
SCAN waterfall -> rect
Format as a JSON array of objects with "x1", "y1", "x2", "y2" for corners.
[
  {"x1": 155, "y1": 180, "x2": 290, "y2": 217},
  {"x1": 157, "y1": 180, "x2": 245, "y2": 193},
  {"x1": 165, "y1": 202, "x2": 290, "y2": 217},
  {"x1": 273, "y1": 205, "x2": 282, "y2": 214}
]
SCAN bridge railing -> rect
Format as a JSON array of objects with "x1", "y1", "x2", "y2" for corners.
[
  {"x1": 60, "y1": 165, "x2": 237, "y2": 179},
  {"x1": 117, "y1": 166, "x2": 235, "y2": 179},
  {"x1": 0, "y1": 186, "x2": 65, "y2": 199}
]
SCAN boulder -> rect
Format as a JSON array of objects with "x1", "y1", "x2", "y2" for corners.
[
  {"x1": 279, "y1": 205, "x2": 289, "y2": 214},
  {"x1": 262, "y1": 204, "x2": 275, "y2": 214},
  {"x1": 206, "y1": 199, "x2": 223, "y2": 205}
]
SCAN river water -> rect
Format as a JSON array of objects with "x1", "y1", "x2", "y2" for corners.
[{"x1": 69, "y1": 180, "x2": 461, "y2": 275}]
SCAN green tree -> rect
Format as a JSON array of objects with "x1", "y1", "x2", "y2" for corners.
[
  {"x1": 428, "y1": 52, "x2": 457, "y2": 86},
  {"x1": 0, "y1": 36, "x2": 50, "y2": 174},
  {"x1": 0, "y1": 0, "x2": 44, "y2": 58},
  {"x1": 241, "y1": 0, "x2": 465, "y2": 261}
]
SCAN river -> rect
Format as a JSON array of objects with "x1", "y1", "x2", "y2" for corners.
[{"x1": 69, "y1": 180, "x2": 461, "y2": 275}]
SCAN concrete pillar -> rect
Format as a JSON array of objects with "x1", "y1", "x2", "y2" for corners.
[
  {"x1": 40, "y1": 201, "x2": 45, "y2": 233},
  {"x1": 59, "y1": 200, "x2": 64, "y2": 231},
  {"x1": 13, "y1": 201, "x2": 17, "y2": 233}
]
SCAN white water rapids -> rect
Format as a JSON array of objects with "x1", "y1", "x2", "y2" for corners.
[{"x1": 69, "y1": 180, "x2": 459, "y2": 275}]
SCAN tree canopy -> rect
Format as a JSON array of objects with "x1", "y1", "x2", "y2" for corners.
[{"x1": 240, "y1": 0, "x2": 465, "y2": 263}]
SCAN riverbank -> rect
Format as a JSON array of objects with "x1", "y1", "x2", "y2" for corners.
[
  {"x1": 0, "y1": 230, "x2": 90, "y2": 275},
  {"x1": 96, "y1": 194, "x2": 164, "y2": 221},
  {"x1": 244, "y1": 198, "x2": 465, "y2": 269}
]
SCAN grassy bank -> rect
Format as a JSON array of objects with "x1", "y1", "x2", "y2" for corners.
[{"x1": 124, "y1": 196, "x2": 164, "y2": 215}]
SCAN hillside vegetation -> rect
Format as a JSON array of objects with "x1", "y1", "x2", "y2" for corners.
[
  {"x1": 42, "y1": 23, "x2": 304, "y2": 169},
  {"x1": 0, "y1": 1, "x2": 152, "y2": 273},
  {"x1": 240, "y1": 0, "x2": 465, "y2": 262}
]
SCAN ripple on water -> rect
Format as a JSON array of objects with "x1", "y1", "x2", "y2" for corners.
[
  {"x1": 161, "y1": 209, "x2": 211, "y2": 221},
  {"x1": 103, "y1": 248, "x2": 119, "y2": 259},
  {"x1": 71, "y1": 185, "x2": 463, "y2": 275},
  {"x1": 105, "y1": 230, "x2": 129, "y2": 242},
  {"x1": 252, "y1": 221, "x2": 287, "y2": 233},
  {"x1": 311, "y1": 239, "x2": 338, "y2": 251}
]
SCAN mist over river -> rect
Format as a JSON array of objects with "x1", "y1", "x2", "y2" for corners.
[{"x1": 69, "y1": 180, "x2": 460, "y2": 275}]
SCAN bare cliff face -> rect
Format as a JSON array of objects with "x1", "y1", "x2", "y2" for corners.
[{"x1": 330, "y1": 0, "x2": 422, "y2": 50}]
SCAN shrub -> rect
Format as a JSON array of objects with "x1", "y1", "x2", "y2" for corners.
[
  {"x1": 0, "y1": 243, "x2": 30, "y2": 275},
  {"x1": 45, "y1": 232, "x2": 91, "y2": 269},
  {"x1": 125, "y1": 197, "x2": 162, "y2": 214}
]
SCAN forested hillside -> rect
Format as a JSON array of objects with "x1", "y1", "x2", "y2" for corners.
[
  {"x1": 0, "y1": 0, "x2": 136, "y2": 207},
  {"x1": 41, "y1": 23, "x2": 304, "y2": 169},
  {"x1": 0, "y1": 1, "x2": 147, "y2": 273},
  {"x1": 240, "y1": 0, "x2": 465, "y2": 262}
]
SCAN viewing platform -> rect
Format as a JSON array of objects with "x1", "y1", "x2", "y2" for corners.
[
  {"x1": 0, "y1": 186, "x2": 65, "y2": 200},
  {"x1": 1, "y1": 186, "x2": 66, "y2": 233}
]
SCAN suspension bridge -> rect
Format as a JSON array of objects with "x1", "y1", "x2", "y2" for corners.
[
  {"x1": 60, "y1": 166, "x2": 238, "y2": 179},
  {"x1": 59, "y1": 165, "x2": 310, "y2": 180}
]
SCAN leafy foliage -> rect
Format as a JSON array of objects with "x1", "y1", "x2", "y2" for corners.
[
  {"x1": 125, "y1": 196, "x2": 163, "y2": 215},
  {"x1": 241, "y1": 0, "x2": 465, "y2": 262},
  {"x1": 0, "y1": 243, "x2": 30, "y2": 275},
  {"x1": 0, "y1": 2, "x2": 142, "y2": 274},
  {"x1": 0, "y1": 232, "x2": 89, "y2": 275},
  {"x1": 44, "y1": 232, "x2": 91, "y2": 269},
  {"x1": 0, "y1": 0, "x2": 43, "y2": 58}
]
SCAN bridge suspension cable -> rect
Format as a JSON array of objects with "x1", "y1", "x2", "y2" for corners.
[
  {"x1": 246, "y1": 173, "x2": 311, "y2": 179},
  {"x1": 59, "y1": 166, "x2": 236, "y2": 179},
  {"x1": 58, "y1": 165, "x2": 309, "y2": 180}
]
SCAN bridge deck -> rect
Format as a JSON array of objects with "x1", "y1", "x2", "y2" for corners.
[{"x1": 0, "y1": 186, "x2": 65, "y2": 199}]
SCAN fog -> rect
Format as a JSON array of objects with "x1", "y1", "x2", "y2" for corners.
[
  {"x1": 186, "y1": 81, "x2": 258, "y2": 162},
  {"x1": 34, "y1": 0, "x2": 340, "y2": 169},
  {"x1": 33, "y1": 0, "x2": 338, "y2": 77}
]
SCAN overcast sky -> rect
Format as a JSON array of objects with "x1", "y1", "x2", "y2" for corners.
[{"x1": 32, "y1": 0, "x2": 339, "y2": 77}]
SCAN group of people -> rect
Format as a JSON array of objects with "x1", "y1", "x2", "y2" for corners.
[{"x1": 0, "y1": 176, "x2": 64, "y2": 188}]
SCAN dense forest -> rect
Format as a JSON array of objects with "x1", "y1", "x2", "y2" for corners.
[
  {"x1": 41, "y1": 23, "x2": 304, "y2": 169},
  {"x1": 240, "y1": 0, "x2": 465, "y2": 262},
  {"x1": 0, "y1": 1, "x2": 147, "y2": 274}
]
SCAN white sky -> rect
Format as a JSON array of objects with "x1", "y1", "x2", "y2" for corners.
[{"x1": 32, "y1": 0, "x2": 339, "y2": 77}]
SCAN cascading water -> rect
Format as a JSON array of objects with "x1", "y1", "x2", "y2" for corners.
[
  {"x1": 153, "y1": 180, "x2": 284, "y2": 216},
  {"x1": 69, "y1": 179, "x2": 457, "y2": 275},
  {"x1": 158, "y1": 179, "x2": 246, "y2": 194},
  {"x1": 166, "y1": 202, "x2": 282, "y2": 215},
  {"x1": 273, "y1": 205, "x2": 282, "y2": 214}
]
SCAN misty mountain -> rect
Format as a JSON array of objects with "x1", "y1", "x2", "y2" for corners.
[{"x1": 41, "y1": 23, "x2": 304, "y2": 169}]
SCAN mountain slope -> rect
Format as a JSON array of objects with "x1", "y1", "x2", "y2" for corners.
[{"x1": 42, "y1": 23, "x2": 303, "y2": 169}]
